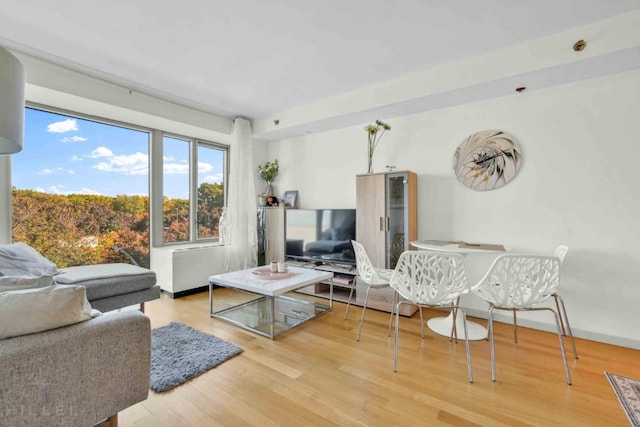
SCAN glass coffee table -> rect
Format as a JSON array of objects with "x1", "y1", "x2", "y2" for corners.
[{"x1": 208, "y1": 265, "x2": 333, "y2": 339}]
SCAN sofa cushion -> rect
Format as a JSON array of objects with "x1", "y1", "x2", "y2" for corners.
[
  {"x1": 0, "y1": 242, "x2": 59, "y2": 277},
  {"x1": 54, "y1": 263, "x2": 157, "y2": 300},
  {"x1": 0, "y1": 275, "x2": 53, "y2": 292},
  {"x1": 0, "y1": 285, "x2": 98, "y2": 340}
]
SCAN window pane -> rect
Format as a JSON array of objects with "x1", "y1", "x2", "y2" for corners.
[
  {"x1": 12, "y1": 107, "x2": 150, "y2": 268},
  {"x1": 197, "y1": 143, "x2": 225, "y2": 239},
  {"x1": 163, "y1": 136, "x2": 190, "y2": 243}
]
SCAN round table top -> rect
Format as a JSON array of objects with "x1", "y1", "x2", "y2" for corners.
[{"x1": 409, "y1": 240, "x2": 506, "y2": 254}]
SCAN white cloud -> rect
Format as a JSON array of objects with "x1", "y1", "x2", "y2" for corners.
[
  {"x1": 48, "y1": 185, "x2": 64, "y2": 194},
  {"x1": 71, "y1": 155, "x2": 83, "y2": 161},
  {"x1": 89, "y1": 146, "x2": 113, "y2": 158},
  {"x1": 163, "y1": 161, "x2": 189, "y2": 175},
  {"x1": 38, "y1": 167, "x2": 75, "y2": 175},
  {"x1": 47, "y1": 119, "x2": 78, "y2": 133},
  {"x1": 202, "y1": 173, "x2": 223, "y2": 184},
  {"x1": 61, "y1": 136, "x2": 87, "y2": 143},
  {"x1": 197, "y1": 162, "x2": 213, "y2": 173},
  {"x1": 93, "y1": 152, "x2": 149, "y2": 175},
  {"x1": 48, "y1": 185, "x2": 102, "y2": 195}
]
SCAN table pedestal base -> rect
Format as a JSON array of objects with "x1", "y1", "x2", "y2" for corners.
[{"x1": 427, "y1": 311, "x2": 487, "y2": 341}]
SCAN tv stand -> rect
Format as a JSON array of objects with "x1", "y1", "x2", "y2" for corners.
[{"x1": 286, "y1": 259, "x2": 416, "y2": 317}]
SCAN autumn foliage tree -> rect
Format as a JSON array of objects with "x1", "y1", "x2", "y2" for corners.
[
  {"x1": 12, "y1": 189, "x2": 152, "y2": 268},
  {"x1": 12, "y1": 183, "x2": 223, "y2": 269}
]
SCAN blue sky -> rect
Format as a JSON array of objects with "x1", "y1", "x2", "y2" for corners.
[{"x1": 11, "y1": 108, "x2": 224, "y2": 199}]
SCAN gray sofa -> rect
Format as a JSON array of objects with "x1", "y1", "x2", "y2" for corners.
[
  {"x1": 0, "y1": 310, "x2": 151, "y2": 427},
  {"x1": 0, "y1": 242, "x2": 161, "y2": 313},
  {"x1": 55, "y1": 263, "x2": 161, "y2": 313}
]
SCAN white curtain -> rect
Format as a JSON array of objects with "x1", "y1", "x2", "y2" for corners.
[{"x1": 220, "y1": 118, "x2": 258, "y2": 271}]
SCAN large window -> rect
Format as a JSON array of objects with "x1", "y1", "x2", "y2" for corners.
[
  {"x1": 162, "y1": 135, "x2": 226, "y2": 244},
  {"x1": 12, "y1": 106, "x2": 151, "y2": 267},
  {"x1": 11, "y1": 106, "x2": 227, "y2": 268},
  {"x1": 162, "y1": 136, "x2": 190, "y2": 243},
  {"x1": 196, "y1": 143, "x2": 225, "y2": 239}
]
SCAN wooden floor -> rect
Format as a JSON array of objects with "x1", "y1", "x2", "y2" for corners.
[{"x1": 120, "y1": 289, "x2": 639, "y2": 426}]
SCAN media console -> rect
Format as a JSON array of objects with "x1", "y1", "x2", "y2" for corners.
[{"x1": 286, "y1": 258, "x2": 417, "y2": 317}]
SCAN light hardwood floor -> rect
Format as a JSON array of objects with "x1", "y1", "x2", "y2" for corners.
[{"x1": 120, "y1": 289, "x2": 639, "y2": 426}]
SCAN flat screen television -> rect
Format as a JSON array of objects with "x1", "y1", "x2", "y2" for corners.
[{"x1": 285, "y1": 209, "x2": 356, "y2": 266}]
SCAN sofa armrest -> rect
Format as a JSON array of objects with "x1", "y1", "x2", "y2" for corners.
[{"x1": 0, "y1": 310, "x2": 151, "y2": 427}]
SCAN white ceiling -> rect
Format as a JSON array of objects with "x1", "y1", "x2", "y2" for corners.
[{"x1": 1, "y1": 0, "x2": 640, "y2": 139}]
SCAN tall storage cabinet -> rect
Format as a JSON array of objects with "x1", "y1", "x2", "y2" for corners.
[
  {"x1": 356, "y1": 171, "x2": 417, "y2": 269},
  {"x1": 257, "y1": 206, "x2": 285, "y2": 266}
]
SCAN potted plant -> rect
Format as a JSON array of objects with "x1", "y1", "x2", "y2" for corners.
[
  {"x1": 364, "y1": 119, "x2": 391, "y2": 173},
  {"x1": 257, "y1": 159, "x2": 279, "y2": 200}
]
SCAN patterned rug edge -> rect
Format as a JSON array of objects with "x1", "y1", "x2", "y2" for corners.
[{"x1": 605, "y1": 371, "x2": 640, "y2": 427}]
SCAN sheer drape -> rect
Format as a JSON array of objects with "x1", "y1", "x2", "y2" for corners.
[{"x1": 220, "y1": 117, "x2": 257, "y2": 271}]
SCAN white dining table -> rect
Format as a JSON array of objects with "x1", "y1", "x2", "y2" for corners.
[{"x1": 409, "y1": 240, "x2": 506, "y2": 340}]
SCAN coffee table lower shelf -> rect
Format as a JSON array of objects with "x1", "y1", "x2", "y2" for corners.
[{"x1": 211, "y1": 294, "x2": 331, "y2": 339}]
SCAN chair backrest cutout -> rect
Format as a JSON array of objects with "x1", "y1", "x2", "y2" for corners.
[
  {"x1": 390, "y1": 251, "x2": 468, "y2": 305},
  {"x1": 473, "y1": 254, "x2": 560, "y2": 308}
]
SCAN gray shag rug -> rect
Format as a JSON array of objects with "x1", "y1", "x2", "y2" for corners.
[{"x1": 150, "y1": 322, "x2": 243, "y2": 392}]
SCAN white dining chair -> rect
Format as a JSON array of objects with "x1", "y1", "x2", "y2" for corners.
[
  {"x1": 552, "y1": 245, "x2": 574, "y2": 343},
  {"x1": 508, "y1": 245, "x2": 577, "y2": 359},
  {"x1": 390, "y1": 250, "x2": 473, "y2": 382},
  {"x1": 346, "y1": 240, "x2": 398, "y2": 341},
  {"x1": 472, "y1": 254, "x2": 573, "y2": 384}
]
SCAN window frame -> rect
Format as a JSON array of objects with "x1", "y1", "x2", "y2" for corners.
[
  {"x1": 18, "y1": 103, "x2": 228, "y2": 251},
  {"x1": 156, "y1": 132, "x2": 228, "y2": 247}
]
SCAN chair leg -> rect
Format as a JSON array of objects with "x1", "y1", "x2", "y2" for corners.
[
  {"x1": 356, "y1": 286, "x2": 372, "y2": 341},
  {"x1": 450, "y1": 296, "x2": 461, "y2": 343},
  {"x1": 393, "y1": 300, "x2": 404, "y2": 372},
  {"x1": 457, "y1": 306, "x2": 473, "y2": 383},
  {"x1": 555, "y1": 294, "x2": 579, "y2": 359},
  {"x1": 553, "y1": 293, "x2": 566, "y2": 335},
  {"x1": 512, "y1": 309, "x2": 518, "y2": 343},
  {"x1": 418, "y1": 306, "x2": 424, "y2": 339},
  {"x1": 344, "y1": 279, "x2": 357, "y2": 320},
  {"x1": 488, "y1": 307, "x2": 497, "y2": 382},
  {"x1": 548, "y1": 308, "x2": 572, "y2": 385},
  {"x1": 387, "y1": 291, "x2": 397, "y2": 337}
]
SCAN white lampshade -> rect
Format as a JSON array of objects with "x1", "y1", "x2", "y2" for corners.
[{"x1": 0, "y1": 46, "x2": 25, "y2": 154}]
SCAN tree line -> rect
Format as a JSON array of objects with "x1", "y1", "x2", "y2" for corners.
[{"x1": 11, "y1": 182, "x2": 224, "y2": 269}]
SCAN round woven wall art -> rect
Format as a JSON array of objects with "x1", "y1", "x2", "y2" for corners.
[{"x1": 452, "y1": 130, "x2": 522, "y2": 191}]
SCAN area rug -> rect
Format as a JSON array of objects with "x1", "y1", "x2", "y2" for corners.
[
  {"x1": 605, "y1": 371, "x2": 640, "y2": 426},
  {"x1": 150, "y1": 322, "x2": 243, "y2": 392}
]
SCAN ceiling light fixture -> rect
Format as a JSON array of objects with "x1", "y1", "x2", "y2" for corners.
[
  {"x1": 0, "y1": 46, "x2": 25, "y2": 154},
  {"x1": 573, "y1": 39, "x2": 587, "y2": 52}
]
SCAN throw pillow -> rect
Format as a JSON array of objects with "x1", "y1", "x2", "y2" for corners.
[
  {"x1": 0, "y1": 285, "x2": 96, "y2": 340},
  {"x1": 0, "y1": 242, "x2": 59, "y2": 277},
  {"x1": 0, "y1": 275, "x2": 53, "y2": 292}
]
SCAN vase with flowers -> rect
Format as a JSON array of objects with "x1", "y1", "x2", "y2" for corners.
[
  {"x1": 257, "y1": 159, "x2": 279, "y2": 200},
  {"x1": 364, "y1": 119, "x2": 391, "y2": 173}
]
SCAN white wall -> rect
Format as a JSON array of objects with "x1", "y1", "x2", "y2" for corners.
[
  {"x1": 4, "y1": 44, "x2": 639, "y2": 348},
  {"x1": 269, "y1": 69, "x2": 640, "y2": 349}
]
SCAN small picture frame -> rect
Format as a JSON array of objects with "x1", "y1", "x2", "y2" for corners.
[{"x1": 282, "y1": 190, "x2": 298, "y2": 208}]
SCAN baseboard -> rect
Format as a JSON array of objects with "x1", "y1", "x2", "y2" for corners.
[
  {"x1": 464, "y1": 307, "x2": 640, "y2": 351},
  {"x1": 162, "y1": 286, "x2": 209, "y2": 299}
]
